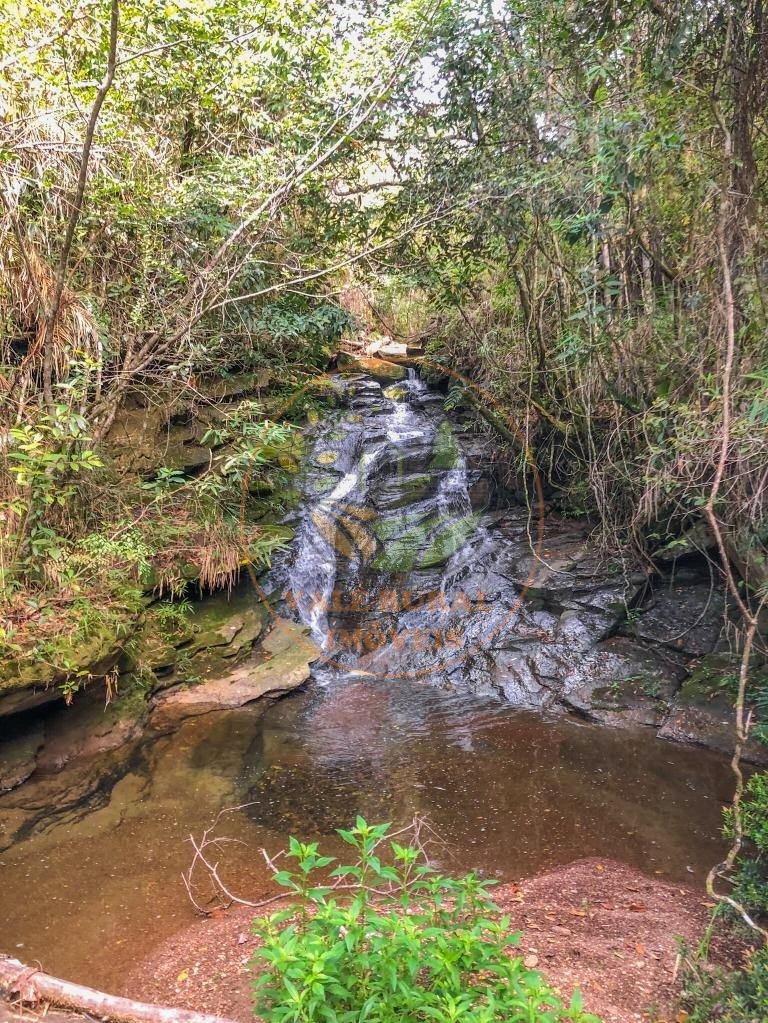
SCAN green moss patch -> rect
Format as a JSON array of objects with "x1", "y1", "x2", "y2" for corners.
[{"x1": 429, "y1": 421, "x2": 460, "y2": 470}]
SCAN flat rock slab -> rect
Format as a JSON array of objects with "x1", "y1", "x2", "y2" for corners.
[
  {"x1": 621, "y1": 583, "x2": 726, "y2": 657},
  {"x1": 659, "y1": 693, "x2": 768, "y2": 766},
  {"x1": 562, "y1": 635, "x2": 688, "y2": 728},
  {"x1": 149, "y1": 622, "x2": 316, "y2": 730},
  {"x1": 368, "y1": 340, "x2": 408, "y2": 358}
]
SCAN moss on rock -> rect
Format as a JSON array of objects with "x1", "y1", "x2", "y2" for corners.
[
  {"x1": 429, "y1": 421, "x2": 460, "y2": 470},
  {"x1": 352, "y1": 358, "x2": 407, "y2": 383},
  {"x1": 315, "y1": 450, "x2": 339, "y2": 466},
  {"x1": 383, "y1": 385, "x2": 408, "y2": 400}
]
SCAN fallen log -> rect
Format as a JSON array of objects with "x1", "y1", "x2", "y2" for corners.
[{"x1": 0, "y1": 957, "x2": 237, "y2": 1023}]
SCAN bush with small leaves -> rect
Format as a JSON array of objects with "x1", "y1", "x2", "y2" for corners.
[
  {"x1": 681, "y1": 946, "x2": 768, "y2": 1023},
  {"x1": 724, "y1": 771, "x2": 768, "y2": 918}
]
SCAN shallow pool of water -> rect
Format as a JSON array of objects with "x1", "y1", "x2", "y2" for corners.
[{"x1": 0, "y1": 678, "x2": 733, "y2": 994}]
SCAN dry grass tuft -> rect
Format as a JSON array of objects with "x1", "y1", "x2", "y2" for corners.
[{"x1": 8, "y1": 246, "x2": 99, "y2": 379}]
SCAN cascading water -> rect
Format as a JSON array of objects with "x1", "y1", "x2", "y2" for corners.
[{"x1": 272, "y1": 369, "x2": 519, "y2": 683}]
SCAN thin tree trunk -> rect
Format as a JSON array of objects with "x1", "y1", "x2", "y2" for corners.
[{"x1": 41, "y1": 0, "x2": 119, "y2": 410}]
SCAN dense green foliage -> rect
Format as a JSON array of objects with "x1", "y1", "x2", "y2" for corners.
[
  {"x1": 362, "y1": 1, "x2": 768, "y2": 575},
  {"x1": 3, "y1": 0, "x2": 765, "y2": 665},
  {"x1": 0, "y1": 0, "x2": 427, "y2": 674},
  {"x1": 677, "y1": 753, "x2": 768, "y2": 1020},
  {"x1": 725, "y1": 772, "x2": 768, "y2": 919},
  {"x1": 251, "y1": 819, "x2": 598, "y2": 1023},
  {"x1": 681, "y1": 946, "x2": 768, "y2": 1023},
  {"x1": 1, "y1": 0, "x2": 767, "y2": 1010}
]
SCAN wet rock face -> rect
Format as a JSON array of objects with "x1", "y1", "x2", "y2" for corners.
[
  {"x1": 148, "y1": 621, "x2": 316, "y2": 732},
  {"x1": 0, "y1": 581, "x2": 280, "y2": 797},
  {"x1": 274, "y1": 370, "x2": 764, "y2": 762},
  {"x1": 560, "y1": 636, "x2": 687, "y2": 728},
  {"x1": 446, "y1": 521, "x2": 761, "y2": 759},
  {"x1": 623, "y1": 584, "x2": 726, "y2": 657}
]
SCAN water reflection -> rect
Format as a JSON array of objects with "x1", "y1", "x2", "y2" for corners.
[{"x1": 0, "y1": 680, "x2": 732, "y2": 992}]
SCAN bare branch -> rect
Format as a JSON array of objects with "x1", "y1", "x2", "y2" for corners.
[
  {"x1": 182, "y1": 810, "x2": 443, "y2": 917},
  {"x1": 0, "y1": 955, "x2": 234, "y2": 1023},
  {"x1": 703, "y1": 185, "x2": 768, "y2": 946}
]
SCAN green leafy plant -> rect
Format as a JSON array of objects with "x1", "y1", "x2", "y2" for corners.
[
  {"x1": 78, "y1": 528, "x2": 156, "y2": 584},
  {"x1": 680, "y1": 945, "x2": 768, "y2": 1023},
  {"x1": 151, "y1": 598, "x2": 194, "y2": 636},
  {"x1": 3, "y1": 406, "x2": 104, "y2": 590},
  {"x1": 251, "y1": 818, "x2": 598, "y2": 1023},
  {"x1": 623, "y1": 606, "x2": 642, "y2": 628},
  {"x1": 723, "y1": 772, "x2": 768, "y2": 917},
  {"x1": 141, "y1": 467, "x2": 188, "y2": 493}
]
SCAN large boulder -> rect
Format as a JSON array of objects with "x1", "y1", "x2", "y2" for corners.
[
  {"x1": 658, "y1": 654, "x2": 768, "y2": 765},
  {"x1": 561, "y1": 635, "x2": 688, "y2": 728},
  {"x1": 125, "y1": 582, "x2": 272, "y2": 690}
]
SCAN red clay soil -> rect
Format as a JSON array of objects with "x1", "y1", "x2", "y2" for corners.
[{"x1": 124, "y1": 859, "x2": 743, "y2": 1023}]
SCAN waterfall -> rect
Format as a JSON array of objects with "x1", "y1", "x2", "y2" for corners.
[{"x1": 274, "y1": 368, "x2": 497, "y2": 680}]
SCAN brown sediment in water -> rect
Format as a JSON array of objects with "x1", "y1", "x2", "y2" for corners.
[
  {"x1": 0, "y1": 684, "x2": 737, "y2": 996},
  {"x1": 121, "y1": 859, "x2": 749, "y2": 1023}
]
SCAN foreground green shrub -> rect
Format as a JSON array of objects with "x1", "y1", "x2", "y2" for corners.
[
  {"x1": 725, "y1": 772, "x2": 768, "y2": 918},
  {"x1": 681, "y1": 947, "x2": 768, "y2": 1023},
  {"x1": 679, "y1": 771, "x2": 768, "y2": 1023},
  {"x1": 251, "y1": 818, "x2": 598, "y2": 1023}
]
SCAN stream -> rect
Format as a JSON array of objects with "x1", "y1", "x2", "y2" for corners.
[{"x1": 0, "y1": 370, "x2": 736, "y2": 994}]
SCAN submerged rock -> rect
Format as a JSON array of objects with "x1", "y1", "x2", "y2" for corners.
[
  {"x1": 658, "y1": 687, "x2": 767, "y2": 763},
  {"x1": 0, "y1": 734, "x2": 139, "y2": 851},
  {"x1": 0, "y1": 680, "x2": 147, "y2": 803}
]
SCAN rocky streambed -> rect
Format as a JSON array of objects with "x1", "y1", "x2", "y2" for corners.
[
  {"x1": 272, "y1": 365, "x2": 766, "y2": 762},
  {"x1": 2, "y1": 363, "x2": 761, "y2": 795},
  {"x1": 0, "y1": 361, "x2": 762, "y2": 994}
]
